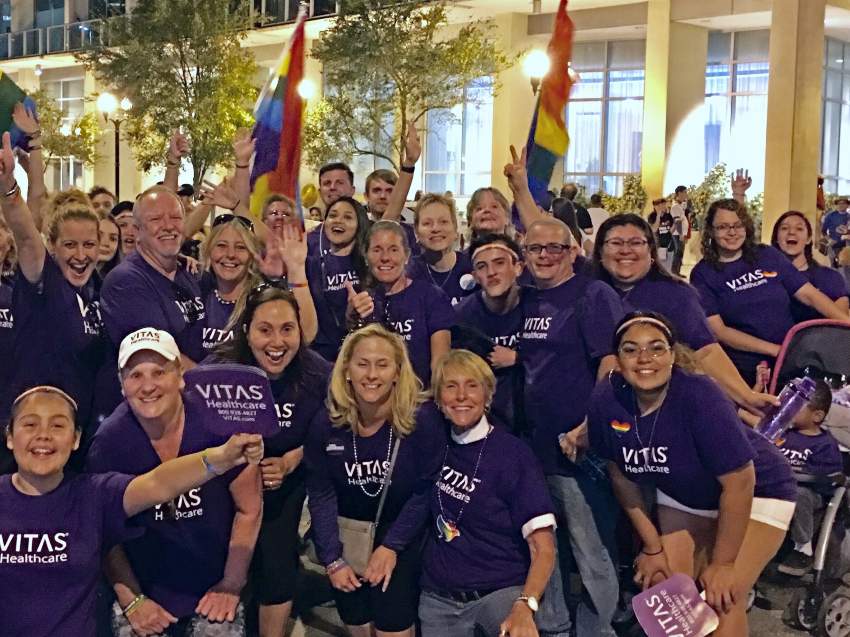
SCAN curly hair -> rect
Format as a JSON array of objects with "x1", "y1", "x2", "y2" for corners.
[{"x1": 700, "y1": 198, "x2": 759, "y2": 268}]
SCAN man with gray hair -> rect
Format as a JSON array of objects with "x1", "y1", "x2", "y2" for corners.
[{"x1": 101, "y1": 185, "x2": 206, "y2": 369}]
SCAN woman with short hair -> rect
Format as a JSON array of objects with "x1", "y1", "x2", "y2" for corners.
[
  {"x1": 419, "y1": 350, "x2": 556, "y2": 637},
  {"x1": 305, "y1": 324, "x2": 445, "y2": 637},
  {"x1": 0, "y1": 385, "x2": 263, "y2": 637}
]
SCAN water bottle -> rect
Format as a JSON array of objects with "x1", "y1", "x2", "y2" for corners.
[{"x1": 755, "y1": 377, "x2": 818, "y2": 442}]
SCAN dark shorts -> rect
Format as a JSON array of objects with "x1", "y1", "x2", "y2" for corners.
[
  {"x1": 332, "y1": 541, "x2": 422, "y2": 632},
  {"x1": 249, "y1": 472, "x2": 307, "y2": 605}
]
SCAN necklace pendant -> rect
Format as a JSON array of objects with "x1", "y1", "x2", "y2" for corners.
[{"x1": 437, "y1": 514, "x2": 461, "y2": 542}]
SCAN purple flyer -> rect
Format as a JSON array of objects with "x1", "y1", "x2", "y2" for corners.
[
  {"x1": 184, "y1": 364, "x2": 279, "y2": 437},
  {"x1": 633, "y1": 573, "x2": 719, "y2": 637}
]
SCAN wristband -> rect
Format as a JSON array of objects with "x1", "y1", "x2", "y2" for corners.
[
  {"x1": 400, "y1": 164, "x2": 415, "y2": 174},
  {"x1": 201, "y1": 450, "x2": 222, "y2": 476},
  {"x1": 235, "y1": 163, "x2": 250, "y2": 169},
  {"x1": 2, "y1": 182, "x2": 20, "y2": 199},
  {"x1": 640, "y1": 546, "x2": 664, "y2": 556},
  {"x1": 166, "y1": 156, "x2": 180, "y2": 167},
  {"x1": 122, "y1": 594, "x2": 147, "y2": 617},
  {"x1": 326, "y1": 558, "x2": 347, "y2": 575},
  {"x1": 288, "y1": 281, "x2": 308, "y2": 289}
]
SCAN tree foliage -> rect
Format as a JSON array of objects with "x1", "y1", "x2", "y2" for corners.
[
  {"x1": 30, "y1": 90, "x2": 100, "y2": 171},
  {"x1": 304, "y1": 0, "x2": 513, "y2": 171},
  {"x1": 77, "y1": 0, "x2": 258, "y2": 186},
  {"x1": 601, "y1": 174, "x2": 647, "y2": 214}
]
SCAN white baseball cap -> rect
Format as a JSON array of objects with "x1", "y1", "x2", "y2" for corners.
[{"x1": 118, "y1": 328, "x2": 180, "y2": 370}]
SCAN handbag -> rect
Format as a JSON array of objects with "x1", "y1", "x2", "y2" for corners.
[{"x1": 337, "y1": 437, "x2": 401, "y2": 576}]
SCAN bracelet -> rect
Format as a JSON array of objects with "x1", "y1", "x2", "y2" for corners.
[
  {"x1": 235, "y1": 163, "x2": 249, "y2": 169},
  {"x1": 400, "y1": 164, "x2": 415, "y2": 174},
  {"x1": 288, "y1": 281, "x2": 308, "y2": 289},
  {"x1": 2, "y1": 182, "x2": 20, "y2": 199},
  {"x1": 640, "y1": 546, "x2": 664, "y2": 556},
  {"x1": 122, "y1": 594, "x2": 147, "y2": 617},
  {"x1": 28, "y1": 144, "x2": 42, "y2": 151},
  {"x1": 26, "y1": 129, "x2": 41, "y2": 140},
  {"x1": 326, "y1": 558, "x2": 347, "y2": 575},
  {"x1": 166, "y1": 156, "x2": 180, "y2": 167},
  {"x1": 201, "y1": 450, "x2": 222, "y2": 476}
]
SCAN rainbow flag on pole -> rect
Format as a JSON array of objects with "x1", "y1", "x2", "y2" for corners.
[
  {"x1": 517, "y1": 0, "x2": 574, "y2": 231},
  {"x1": 249, "y1": 6, "x2": 307, "y2": 224}
]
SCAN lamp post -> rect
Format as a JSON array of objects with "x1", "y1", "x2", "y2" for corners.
[
  {"x1": 523, "y1": 49, "x2": 551, "y2": 95},
  {"x1": 96, "y1": 92, "x2": 132, "y2": 198}
]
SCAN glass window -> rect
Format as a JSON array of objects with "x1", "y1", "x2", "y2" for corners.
[
  {"x1": 564, "y1": 39, "x2": 645, "y2": 195},
  {"x1": 733, "y1": 30, "x2": 770, "y2": 62},
  {"x1": 0, "y1": 1, "x2": 10, "y2": 35},
  {"x1": 35, "y1": 0, "x2": 64, "y2": 28},
  {"x1": 821, "y1": 37, "x2": 850, "y2": 191},
  {"x1": 707, "y1": 32, "x2": 731, "y2": 64}
]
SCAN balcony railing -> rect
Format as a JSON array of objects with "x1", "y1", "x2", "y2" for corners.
[{"x1": 0, "y1": 1, "x2": 339, "y2": 60}]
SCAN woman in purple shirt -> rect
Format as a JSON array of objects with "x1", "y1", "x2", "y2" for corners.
[
  {"x1": 305, "y1": 324, "x2": 445, "y2": 637},
  {"x1": 771, "y1": 210, "x2": 849, "y2": 323},
  {"x1": 347, "y1": 220, "x2": 455, "y2": 385},
  {"x1": 420, "y1": 350, "x2": 556, "y2": 637},
  {"x1": 591, "y1": 213, "x2": 773, "y2": 416},
  {"x1": 0, "y1": 385, "x2": 263, "y2": 637},
  {"x1": 211, "y1": 286, "x2": 331, "y2": 637},
  {"x1": 691, "y1": 199, "x2": 846, "y2": 384},
  {"x1": 588, "y1": 311, "x2": 796, "y2": 637}
]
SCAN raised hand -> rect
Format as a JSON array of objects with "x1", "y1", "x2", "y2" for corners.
[
  {"x1": 167, "y1": 129, "x2": 190, "y2": 163},
  {"x1": 504, "y1": 145, "x2": 530, "y2": 195},
  {"x1": 402, "y1": 120, "x2": 421, "y2": 166},
  {"x1": 232, "y1": 128, "x2": 256, "y2": 166},
  {"x1": 12, "y1": 102, "x2": 39, "y2": 136},
  {"x1": 280, "y1": 222, "x2": 307, "y2": 276},
  {"x1": 0, "y1": 132, "x2": 16, "y2": 194},
  {"x1": 199, "y1": 178, "x2": 241, "y2": 211},
  {"x1": 730, "y1": 168, "x2": 752, "y2": 198},
  {"x1": 259, "y1": 233, "x2": 285, "y2": 279},
  {"x1": 345, "y1": 280, "x2": 374, "y2": 320}
]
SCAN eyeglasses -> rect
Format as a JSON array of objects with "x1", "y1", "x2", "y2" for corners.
[
  {"x1": 171, "y1": 284, "x2": 203, "y2": 325},
  {"x1": 212, "y1": 214, "x2": 254, "y2": 232},
  {"x1": 713, "y1": 222, "x2": 745, "y2": 234},
  {"x1": 603, "y1": 238, "x2": 649, "y2": 250},
  {"x1": 618, "y1": 342, "x2": 672, "y2": 359},
  {"x1": 265, "y1": 209, "x2": 292, "y2": 220},
  {"x1": 523, "y1": 243, "x2": 570, "y2": 255}
]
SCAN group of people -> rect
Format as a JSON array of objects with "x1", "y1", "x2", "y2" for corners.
[{"x1": 0, "y1": 100, "x2": 849, "y2": 637}]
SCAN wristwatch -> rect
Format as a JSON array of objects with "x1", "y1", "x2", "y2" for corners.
[{"x1": 515, "y1": 595, "x2": 539, "y2": 613}]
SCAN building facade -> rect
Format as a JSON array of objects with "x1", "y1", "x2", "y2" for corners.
[{"x1": 1, "y1": 0, "x2": 847, "y2": 236}]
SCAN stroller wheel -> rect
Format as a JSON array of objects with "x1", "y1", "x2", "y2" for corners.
[
  {"x1": 786, "y1": 587, "x2": 820, "y2": 630},
  {"x1": 819, "y1": 587, "x2": 850, "y2": 636}
]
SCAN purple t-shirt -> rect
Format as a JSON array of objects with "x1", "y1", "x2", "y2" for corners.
[
  {"x1": 776, "y1": 429, "x2": 843, "y2": 476},
  {"x1": 376, "y1": 279, "x2": 456, "y2": 385},
  {"x1": 691, "y1": 245, "x2": 807, "y2": 374},
  {"x1": 520, "y1": 274, "x2": 624, "y2": 475},
  {"x1": 86, "y1": 398, "x2": 241, "y2": 618},
  {"x1": 421, "y1": 426, "x2": 553, "y2": 592},
  {"x1": 407, "y1": 251, "x2": 475, "y2": 306},
  {"x1": 615, "y1": 275, "x2": 715, "y2": 351},
  {"x1": 199, "y1": 272, "x2": 236, "y2": 352},
  {"x1": 306, "y1": 252, "x2": 360, "y2": 361},
  {"x1": 6, "y1": 254, "x2": 106, "y2": 426},
  {"x1": 101, "y1": 251, "x2": 206, "y2": 363},
  {"x1": 0, "y1": 276, "x2": 14, "y2": 422},
  {"x1": 0, "y1": 472, "x2": 134, "y2": 637},
  {"x1": 454, "y1": 291, "x2": 523, "y2": 431},
  {"x1": 588, "y1": 369, "x2": 796, "y2": 509},
  {"x1": 305, "y1": 401, "x2": 446, "y2": 565},
  {"x1": 791, "y1": 266, "x2": 848, "y2": 323}
]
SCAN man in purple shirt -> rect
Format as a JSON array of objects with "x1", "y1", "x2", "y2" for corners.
[
  {"x1": 519, "y1": 218, "x2": 623, "y2": 637},
  {"x1": 87, "y1": 328, "x2": 262, "y2": 636},
  {"x1": 307, "y1": 163, "x2": 357, "y2": 256}
]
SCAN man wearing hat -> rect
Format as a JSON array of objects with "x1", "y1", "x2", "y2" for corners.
[{"x1": 87, "y1": 328, "x2": 262, "y2": 637}]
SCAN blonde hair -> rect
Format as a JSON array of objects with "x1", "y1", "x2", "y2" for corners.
[
  {"x1": 328, "y1": 324, "x2": 424, "y2": 436},
  {"x1": 414, "y1": 193, "x2": 458, "y2": 229},
  {"x1": 466, "y1": 187, "x2": 513, "y2": 234},
  {"x1": 200, "y1": 219, "x2": 262, "y2": 321},
  {"x1": 431, "y1": 350, "x2": 495, "y2": 411},
  {"x1": 45, "y1": 195, "x2": 100, "y2": 245}
]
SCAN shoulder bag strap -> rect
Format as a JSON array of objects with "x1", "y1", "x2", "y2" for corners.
[{"x1": 374, "y1": 436, "x2": 402, "y2": 526}]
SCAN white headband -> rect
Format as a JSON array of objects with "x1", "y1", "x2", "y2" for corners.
[
  {"x1": 471, "y1": 242, "x2": 519, "y2": 263},
  {"x1": 615, "y1": 317, "x2": 672, "y2": 340}
]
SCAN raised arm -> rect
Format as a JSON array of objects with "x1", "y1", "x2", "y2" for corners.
[
  {"x1": 231, "y1": 128, "x2": 255, "y2": 210},
  {"x1": 730, "y1": 168, "x2": 752, "y2": 206},
  {"x1": 0, "y1": 132, "x2": 45, "y2": 283},
  {"x1": 382, "y1": 121, "x2": 421, "y2": 222},
  {"x1": 164, "y1": 130, "x2": 190, "y2": 193},
  {"x1": 279, "y1": 224, "x2": 318, "y2": 343},
  {"x1": 12, "y1": 103, "x2": 46, "y2": 231},
  {"x1": 504, "y1": 145, "x2": 547, "y2": 231}
]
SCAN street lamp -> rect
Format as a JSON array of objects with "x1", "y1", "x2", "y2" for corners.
[
  {"x1": 96, "y1": 91, "x2": 132, "y2": 198},
  {"x1": 523, "y1": 49, "x2": 550, "y2": 95}
]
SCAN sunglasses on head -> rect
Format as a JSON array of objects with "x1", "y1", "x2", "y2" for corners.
[{"x1": 212, "y1": 214, "x2": 254, "y2": 232}]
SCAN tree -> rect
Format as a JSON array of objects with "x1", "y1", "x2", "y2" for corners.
[
  {"x1": 303, "y1": 0, "x2": 513, "y2": 171},
  {"x1": 30, "y1": 90, "x2": 100, "y2": 172},
  {"x1": 77, "y1": 0, "x2": 258, "y2": 186}
]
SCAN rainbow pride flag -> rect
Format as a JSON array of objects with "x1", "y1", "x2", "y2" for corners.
[
  {"x1": 249, "y1": 6, "x2": 307, "y2": 224},
  {"x1": 517, "y1": 0, "x2": 574, "y2": 231}
]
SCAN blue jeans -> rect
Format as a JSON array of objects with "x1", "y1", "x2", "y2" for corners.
[
  {"x1": 419, "y1": 587, "x2": 523, "y2": 637},
  {"x1": 547, "y1": 473, "x2": 619, "y2": 637}
]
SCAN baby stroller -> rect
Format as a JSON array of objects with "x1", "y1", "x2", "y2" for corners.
[{"x1": 775, "y1": 320, "x2": 850, "y2": 635}]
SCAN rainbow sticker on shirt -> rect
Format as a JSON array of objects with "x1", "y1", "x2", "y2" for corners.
[
  {"x1": 436, "y1": 514, "x2": 461, "y2": 542},
  {"x1": 774, "y1": 437, "x2": 786, "y2": 447},
  {"x1": 761, "y1": 270, "x2": 778, "y2": 278},
  {"x1": 610, "y1": 420, "x2": 632, "y2": 433}
]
